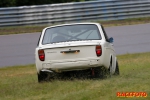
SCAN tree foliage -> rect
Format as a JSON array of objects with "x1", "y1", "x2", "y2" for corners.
[{"x1": 0, "y1": 0, "x2": 87, "y2": 7}]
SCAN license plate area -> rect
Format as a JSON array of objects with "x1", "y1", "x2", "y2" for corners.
[{"x1": 60, "y1": 50, "x2": 80, "y2": 53}]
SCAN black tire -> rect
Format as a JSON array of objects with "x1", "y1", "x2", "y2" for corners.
[
  {"x1": 114, "y1": 61, "x2": 120, "y2": 75},
  {"x1": 108, "y1": 59, "x2": 113, "y2": 77},
  {"x1": 94, "y1": 67, "x2": 108, "y2": 79},
  {"x1": 38, "y1": 72, "x2": 49, "y2": 83}
]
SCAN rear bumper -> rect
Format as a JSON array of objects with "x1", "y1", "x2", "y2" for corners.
[{"x1": 41, "y1": 59, "x2": 102, "y2": 72}]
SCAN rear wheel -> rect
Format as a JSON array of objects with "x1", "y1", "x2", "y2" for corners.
[
  {"x1": 93, "y1": 67, "x2": 108, "y2": 79},
  {"x1": 38, "y1": 72, "x2": 49, "y2": 83},
  {"x1": 108, "y1": 59, "x2": 113, "y2": 77},
  {"x1": 114, "y1": 61, "x2": 120, "y2": 75},
  {"x1": 37, "y1": 73, "x2": 47, "y2": 83}
]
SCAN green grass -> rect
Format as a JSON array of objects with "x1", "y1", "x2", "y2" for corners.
[
  {"x1": 0, "y1": 17, "x2": 150, "y2": 35},
  {"x1": 0, "y1": 52, "x2": 150, "y2": 100}
]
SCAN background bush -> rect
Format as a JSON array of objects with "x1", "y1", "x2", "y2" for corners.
[{"x1": 0, "y1": 0, "x2": 90, "y2": 7}]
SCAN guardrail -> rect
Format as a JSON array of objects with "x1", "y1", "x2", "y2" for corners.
[{"x1": 0, "y1": 0, "x2": 150, "y2": 27}]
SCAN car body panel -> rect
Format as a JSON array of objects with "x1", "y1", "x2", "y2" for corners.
[{"x1": 35, "y1": 23, "x2": 117, "y2": 75}]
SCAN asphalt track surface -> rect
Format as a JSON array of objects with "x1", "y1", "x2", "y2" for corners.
[{"x1": 0, "y1": 23, "x2": 150, "y2": 67}]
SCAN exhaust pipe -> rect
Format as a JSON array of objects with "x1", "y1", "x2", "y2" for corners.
[{"x1": 41, "y1": 69, "x2": 54, "y2": 73}]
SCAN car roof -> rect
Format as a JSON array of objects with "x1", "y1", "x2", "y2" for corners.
[{"x1": 46, "y1": 22, "x2": 101, "y2": 29}]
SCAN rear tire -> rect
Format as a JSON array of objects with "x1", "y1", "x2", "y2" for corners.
[
  {"x1": 108, "y1": 59, "x2": 113, "y2": 77},
  {"x1": 38, "y1": 72, "x2": 49, "y2": 83},
  {"x1": 114, "y1": 61, "x2": 120, "y2": 75},
  {"x1": 94, "y1": 67, "x2": 108, "y2": 79}
]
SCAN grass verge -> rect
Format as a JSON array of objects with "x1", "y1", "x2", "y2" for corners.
[
  {"x1": 0, "y1": 17, "x2": 150, "y2": 35},
  {"x1": 0, "y1": 52, "x2": 150, "y2": 100}
]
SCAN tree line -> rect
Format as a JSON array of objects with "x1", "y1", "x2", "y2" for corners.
[{"x1": 0, "y1": 0, "x2": 90, "y2": 8}]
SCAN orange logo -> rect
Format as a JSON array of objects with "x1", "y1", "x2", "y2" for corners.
[{"x1": 117, "y1": 92, "x2": 147, "y2": 97}]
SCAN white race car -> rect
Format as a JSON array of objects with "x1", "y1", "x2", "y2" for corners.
[{"x1": 35, "y1": 23, "x2": 119, "y2": 82}]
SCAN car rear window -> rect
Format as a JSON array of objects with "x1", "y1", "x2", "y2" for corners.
[{"x1": 42, "y1": 24, "x2": 102, "y2": 44}]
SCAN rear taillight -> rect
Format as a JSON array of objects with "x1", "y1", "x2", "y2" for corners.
[
  {"x1": 96, "y1": 45, "x2": 102, "y2": 57},
  {"x1": 38, "y1": 49, "x2": 45, "y2": 61}
]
